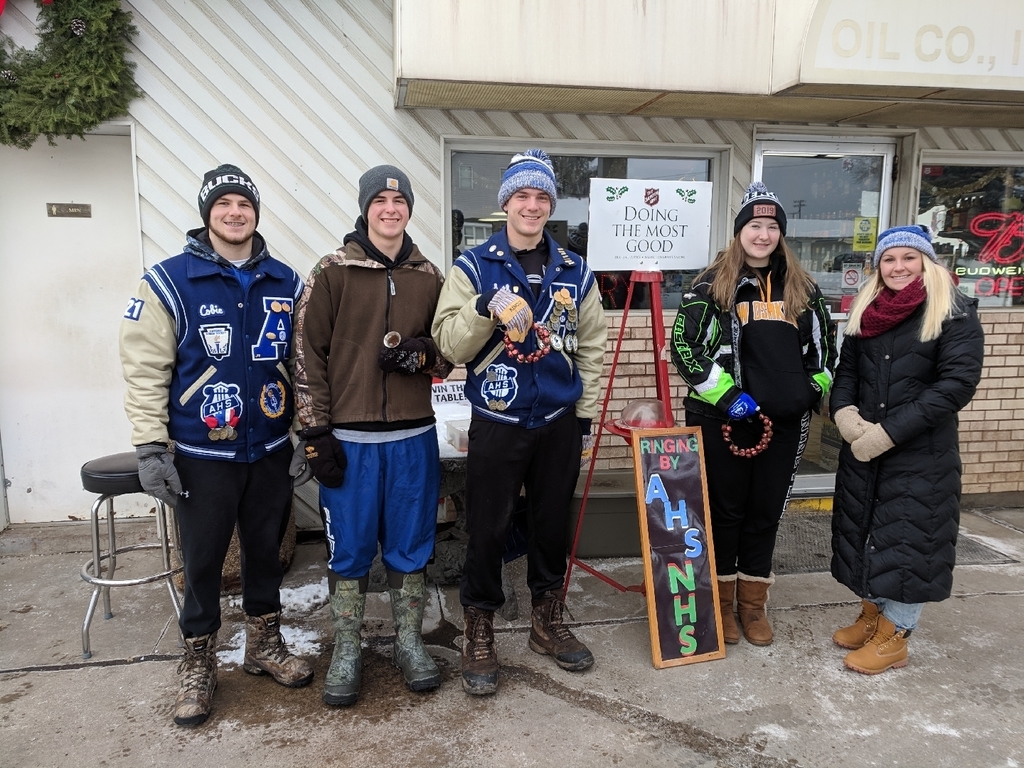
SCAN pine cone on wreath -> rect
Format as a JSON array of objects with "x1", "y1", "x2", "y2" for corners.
[
  {"x1": 0, "y1": 70, "x2": 16, "y2": 83},
  {"x1": 71, "y1": 19, "x2": 87, "y2": 36}
]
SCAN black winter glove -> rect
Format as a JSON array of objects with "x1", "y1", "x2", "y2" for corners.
[
  {"x1": 476, "y1": 289, "x2": 498, "y2": 317},
  {"x1": 300, "y1": 426, "x2": 347, "y2": 487},
  {"x1": 378, "y1": 337, "x2": 436, "y2": 375}
]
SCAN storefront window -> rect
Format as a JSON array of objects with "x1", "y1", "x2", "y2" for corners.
[
  {"x1": 757, "y1": 140, "x2": 895, "y2": 316},
  {"x1": 450, "y1": 151, "x2": 712, "y2": 310},
  {"x1": 918, "y1": 164, "x2": 1024, "y2": 307},
  {"x1": 754, "y1": 139, "x2": 896, "y2": 480}
]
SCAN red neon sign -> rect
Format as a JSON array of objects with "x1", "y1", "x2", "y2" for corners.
[{"x1": 969, "y1": 212, "x2": 1024, "y2": 266}]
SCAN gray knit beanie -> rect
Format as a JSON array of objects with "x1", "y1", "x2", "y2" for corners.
[
  {"x1": 358, "y1": 165, "x2": 415, "y2": 220},
  {"x1": 498, "y1": 149, "x2": 558, "y2": 213},
  {"x1": 197, "y1": 164, "x2": 260, "y2": 225}
]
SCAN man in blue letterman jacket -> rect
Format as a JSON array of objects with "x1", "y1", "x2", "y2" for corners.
[
  {"x1": 432, "y1": 149, "x2": 608, "y2": 695},
  {"x1": 119, "y1": 165, "x2": 313, "y2": 727}
]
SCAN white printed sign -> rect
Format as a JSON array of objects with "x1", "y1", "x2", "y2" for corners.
[
  {"x1": 586, "y1": 179, "x2": 713, "y2": 272},
  {"x1": 432, "y1": 381, "x2": 466, "y2": 405}
]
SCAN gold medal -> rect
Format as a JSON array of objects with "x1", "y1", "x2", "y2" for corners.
[{"x1": 209, "y1": 428, "x2": 221, "y2": 441}]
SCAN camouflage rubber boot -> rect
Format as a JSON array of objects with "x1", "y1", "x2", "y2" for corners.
[
  {"x1": 242, "y1": 611, "x2": 314, "y2": 687},
  {"x1": 173, "y1": 632, "x2": 218, "y2": 726},
  {"x1": 529, "y1": 591, "x2": 594, "y2": 672},
  {"x1": 461, "y1": 605, "x2": 498, "y2": 696},
  {"x1": 388, "y1": 571, "x2": 441, "y2": 692},
  {"x1": 323, "y1": 577, "x2": 365, "y2": 707}
]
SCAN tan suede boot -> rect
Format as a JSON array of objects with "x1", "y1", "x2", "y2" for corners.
[
  {"x1": 736, "y1": 573, "x2": 774, "y2": 646},
  {"x1": 843, "y1": 614, "x2": 909, "y2": 675},
  {"x1": 716, "y1": 575, "x2": 740, "y2": 645},
  {"x1": 833, "y1": 600, "x2": 880, "y2": 650}
]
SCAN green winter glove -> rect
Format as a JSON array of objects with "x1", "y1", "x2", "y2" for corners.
[
  {"x1": 833, "y1": 406, "x2": 870, "y2": 444},
  {"x1": 851, "y1": 423, "x2": 895, "y2": 462}
]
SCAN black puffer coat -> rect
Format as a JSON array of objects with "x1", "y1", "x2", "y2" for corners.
[{"x1": 830, "y1": 294, "x2": 983, "y2": 604}]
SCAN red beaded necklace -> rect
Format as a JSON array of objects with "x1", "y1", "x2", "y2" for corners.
[
  {"x1": 503, "y1": 323, "x2": 552, "y2": 364},
  {"x1": 721, "y1": 412, "x2": 774, "y2": 458}
]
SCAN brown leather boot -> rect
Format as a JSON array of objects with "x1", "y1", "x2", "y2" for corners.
[
  {"x1": 843, "y1": 615, "x2": 909, "y2": 675},
  {"x1": 833, "y1": 600, "x2": 880, "y2": 650},
  {"x1": 716, "y1": 576, "x2": 740, "y2": 645},
  {"x1": 462, "y1": 606, "x2": 498, "y2": 696},
  {"x1": 243, "y1": 611, "x2": 314, "y2": 687},
  {"x1": 529, "y1": 591, "x2": 595, "y2": 671},
  {"x1": 173, "y1": 632, "x2": 217, "y2": 726},
  {"x1": 736, "y1": 573, "x2": 774, "y2": 646}
]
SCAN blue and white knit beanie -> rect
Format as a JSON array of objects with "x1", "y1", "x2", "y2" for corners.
[
  {"x1": 873, "y1": 225, "x2": 937, "y2": 267},
  {"x1": 498, "y1": 149, "x2": 558, "y2": 213},
  {"x1": 734, "y1": 181, "x2": 787, "y2": 237}
]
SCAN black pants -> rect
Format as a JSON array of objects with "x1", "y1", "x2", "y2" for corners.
[
  {"x1": 686, "y1": 409, "x2": 809, "y2": 578},
  {"x1": 461, "y1": 411, "x2": 582, "y2": 611},
  {"x1": 173, "y1": 449, "x2": 292, "y2": 638}
]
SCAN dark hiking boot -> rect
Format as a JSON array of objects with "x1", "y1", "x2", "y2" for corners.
[
  {"x1": 529, "y1": 591, "x2": 594, "y2": 672},
  {"x1": 243, "y1": 611, "x2": 314, "y2": 687},
  {"x1": 461, "y1": 606, "x2": 498, "y2": 695},
  {"x1": 173, "y1": 632, "x2": 217, "y2": 726}
]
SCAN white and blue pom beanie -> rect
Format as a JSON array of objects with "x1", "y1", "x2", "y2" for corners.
[
  {"x1": 498, "y1": 149, "x2": 558, "y2": 213},
  {"x1": 873, "y1": 225, "x2": 937, "y2": 267}
]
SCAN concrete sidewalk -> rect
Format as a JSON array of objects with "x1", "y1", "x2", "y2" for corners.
[{"x1": 2, "y1": 507, "x2": 1023, "y2": 768}]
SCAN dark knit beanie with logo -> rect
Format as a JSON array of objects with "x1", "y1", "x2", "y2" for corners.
[
  {"x1": 734, "y1": 181, "x2": 787, "y2": 237},
  {"x1": 498, "y1": 149, "x2": 558, "y2": 213},
  {"x1": 197, "y1": 164, "x2": 261, "y2": 226},
  {"x1": 358, "y1": 165, "x2": 415, "y2": 220}
]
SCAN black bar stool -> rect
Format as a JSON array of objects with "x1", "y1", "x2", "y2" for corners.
[{"x1": 80, "y1": 452, "x2": 183, "y2": 659}]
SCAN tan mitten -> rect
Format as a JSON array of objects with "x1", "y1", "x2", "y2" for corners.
[
  {"x1": 851, "y1": 423, "x2": 895, "y2": 462},
  {"x1": 833, "y1": 406, "x2": 871, "y2": 444}
]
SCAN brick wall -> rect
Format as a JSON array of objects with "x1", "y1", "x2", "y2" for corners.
[
  {"x1": 445, "y1": 309, "x2": 1024, "y2": 494},
  {"x1": 959, "y1": 310, "x2": 1024, "y2": 496}
]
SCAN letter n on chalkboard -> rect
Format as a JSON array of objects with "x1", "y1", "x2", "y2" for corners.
[{"x1": 631, "y1": 426, "x2": 726, "y2": 668}]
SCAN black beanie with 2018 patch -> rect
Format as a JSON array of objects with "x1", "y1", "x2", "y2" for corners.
[{"x1": 197, "y1": 164, "x2": 261, "y2": 226}]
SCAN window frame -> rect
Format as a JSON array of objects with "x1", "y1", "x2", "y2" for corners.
[{"x1": 441, "y1": 137, "x2": 732, "y2": 300}]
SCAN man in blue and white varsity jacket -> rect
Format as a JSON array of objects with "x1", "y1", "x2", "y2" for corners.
[
  {"x1": 119, "y1": 165, "x2": 312, "y2": 726},
  {"x1": 432, "y1": 149, "x2": 608, "y2": 695}
]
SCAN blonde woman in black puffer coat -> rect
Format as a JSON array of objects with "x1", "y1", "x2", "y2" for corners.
[{"x1": 830, "y1": 224, "x2": 984, "y2": 675}]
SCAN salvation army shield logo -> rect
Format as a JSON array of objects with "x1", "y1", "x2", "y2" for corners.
[{"x1": 644, "y1": 188, "x2": 659, "y2": 206}]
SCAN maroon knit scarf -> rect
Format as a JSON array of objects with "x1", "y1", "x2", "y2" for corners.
[{"x1": 858, "y1": 278, "x2": 926, "y2": 338}]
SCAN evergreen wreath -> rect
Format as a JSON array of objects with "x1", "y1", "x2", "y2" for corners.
[{"x1": 0, "y1": 0, "x2": 140, "y2": 149}]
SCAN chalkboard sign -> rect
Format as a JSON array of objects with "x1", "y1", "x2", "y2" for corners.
[{"x1": 631, "y1": 426, "x2": 725, "y2": 668}]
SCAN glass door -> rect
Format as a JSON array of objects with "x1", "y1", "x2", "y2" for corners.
[{"x1": 754, "y1": 138, "x2": 896, "y2": 487}]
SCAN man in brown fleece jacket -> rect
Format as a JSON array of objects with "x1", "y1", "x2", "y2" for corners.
[{"x1": 294, "y1": 165, "x2": 452, "y2": 707}]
